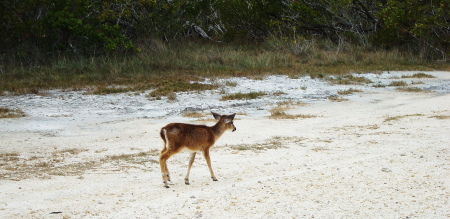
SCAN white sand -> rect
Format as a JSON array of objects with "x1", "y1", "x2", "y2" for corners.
[{"x1": 0, "y1": 71, "x2": 449, "y2": 218}]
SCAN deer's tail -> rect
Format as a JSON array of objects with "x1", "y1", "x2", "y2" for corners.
[{"x1": 160, "y1": 128, "x2": 168, "y2": 150}]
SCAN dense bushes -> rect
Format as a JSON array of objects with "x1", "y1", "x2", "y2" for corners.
[{"x1": 1, "y1": 0, "x2": 449, "y2": 60}]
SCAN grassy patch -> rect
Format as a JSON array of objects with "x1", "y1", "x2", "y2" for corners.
[
  {"x1": 277, "y1": 100, "x2": 307, "y2": 107},
  {"x1": 56, "y1": 148, "x2": 89, "y2": 155},
  {"x1": 0, "y1": 153, "x2": 20, "y2": 163},
  {"x1": 372, "y1": 83, "x2": 386, "y2": 88},
  {"x1": 1, "y1": 40, "x2": 447, "y2": 95},
  {"x1": 396, "y1": 87, "x2": 429, "y2": 92},
  {"x1": 102, "y1": 150, "x2": 159, "y2": 165},
  {"x1": 221, "y1": 92, "x2": 266, "y2": 101},
  {"x1": 224, "y1": 81, "x2": 238, "y2": 87},
  {"x1": 328, "y1": 95, "x2": 349, "y2": 102},
  {"x1": 182, "y1": 111, "x2": 206, "y2": 118},
  {"x1": 429, "y1": 115, "x2": 450, "y2": 119},
  {"x1": 148, "y1": 80, "x2": 218, "y2": 99},
  {"x1": 388, "y1": 81, "x2": 408, "y2": 86},
  {"x1": 384, "y1": 114, "x2": 424, "y2": 122},
  {"x1": 273, "y1": 91, "x2": 287, "y2": 96},
  {"x1": 401, "y1": 73, "x2": 435, "y2": 78},
  {"x1": 229, "y1": 136, "x2": 303, "y2": 152},
  {"x1": 337, "y1": 88, "x2": 363, "y2": 95},
  {"x1": 269, "y1": 109, "x2": 317, "y2": 119},
  {"x1": 268, "y1": 101, "x2": 314, "y2": 119},
  {"x1": 311, "y1": 147, "x2": 329, "y2": 152},
  {"x1": 91, "y1": 86, "x2": 137, "y2": 95},
  {"x1": 327, "y1": 75, "x2": 372, "y2": 85},
  {"x1": 0, "y1": 149, "x2": 160, "y2": 181},
  {"x1": 0, "y1": 107, "x2": 26, "y2": 118}
]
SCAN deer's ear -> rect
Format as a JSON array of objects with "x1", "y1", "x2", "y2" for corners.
[
  {"x1": 225, "y1": 113, "x2": 236, "y2": 123},
  {"x1": 211, "y1": 112, "x2": 221, "y2": 120}
]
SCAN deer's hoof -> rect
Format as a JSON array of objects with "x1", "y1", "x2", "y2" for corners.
[{"x1": 163, "y1": 181, "x2": 170, "y2": 188}]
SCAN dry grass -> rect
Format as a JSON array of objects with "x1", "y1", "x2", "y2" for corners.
[
  {"x1": 384, "y1": 114, "x2": 424, "y2": 122},
  {"x1": 148, "y1": 80, "x2": 218, "y2": 99},
  {"x1": 388, "y1": 81, "x2": 408, "y2": 86},
  {"x1": 101, "y1": 150, "x2": 159, "y2": 166},
  {"x1": 311, "y1": 147, "x2": 329, "y2": 152},
  {"x1": 269, "y1": 110, "x2": 317, "y2": 119},
  {"x1": 229, "y1": 136, "x2": 304, "y2": 152},
  {"x1": 268, "y1": 103, "x2": 318, "y2": 120},
  {"x1": 396, "y1": 87, "x2": 429, "y2": 92},
  {"x1": 1, "y1": 40, "x2": 447, "y2": 96},
  {"x1": 268, "y1": 100, "x2": 314, "y2": 119},
  {"x1": 429, "y1": 115, "x2": 450, "y2": 119},
  {"x1": 91, "y1": 85, "x2": 137, "y2": 95},
  {"x1": 224, "y1": 81, "x2": 238, "y2": 87},
  {"x1": 0, "y1": 107, "x2": 26, "y2": 118},
  {"x1": 401, "y1": 73, "x2": 435, "y2": 78},
  {"x1": 372, "y1": 83, "x2": 386, "y2": 88},
  {"x1": 0, "y1": 149, "x2": 160, "y2": 181},
  {"x1": 327, "y1": 75, "x2": 372, "y2": 85},
  {"x1": 182, "y1": 111, "x2": 207, "y2": 118},
  {"x1": 276, "y1": 100, "x2": 307, "y2": 107},
  {"x1": 221, "y1": 92, "x2": 266, "y2": 101},
  {"x1": 337, "y1": 88, "x2": 363, "y2": 95},
  {"x1": 328, "y1": 95, "x2": 349, "y2": 102}
]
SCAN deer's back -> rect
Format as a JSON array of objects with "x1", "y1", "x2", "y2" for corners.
[{"x1": 162, "y1": 123, "x2": 215, "y2": 148}]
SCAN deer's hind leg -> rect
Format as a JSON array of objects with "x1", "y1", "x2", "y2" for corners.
[
  {"x1": 159, "y1": 149, "x2": 172, "y2": 188},
  {"x1": 159, "y1": 136, "x2": 178, "y2": 188}
]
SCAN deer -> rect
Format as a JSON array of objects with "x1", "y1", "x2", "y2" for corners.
[{"x1": 159, "y1": 112, "x2": 237, "y2": 188}]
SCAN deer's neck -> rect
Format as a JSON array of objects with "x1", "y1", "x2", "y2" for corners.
[{"x1": 211, "y1": 122, "x2": 227, "y2": 140}]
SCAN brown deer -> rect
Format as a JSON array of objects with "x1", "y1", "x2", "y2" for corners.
[{"x1": 159, "y1": 112, "x2": 236, "y2": 188}]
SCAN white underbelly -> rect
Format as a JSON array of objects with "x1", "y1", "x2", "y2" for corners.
[{"x1": 181, "y1": 147, "x2": 201, "y2": 153}]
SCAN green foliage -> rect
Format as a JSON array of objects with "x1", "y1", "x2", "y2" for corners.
[
  {"x1": 1, "y1": 0, "x2": 449, "y2": 66},
  {"x1": 376, "y1": 0, "x2": 449, "y2": 59}
]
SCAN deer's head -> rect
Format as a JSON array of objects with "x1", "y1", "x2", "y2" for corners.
[{"x1": 212, "y1": 112, "x2": 236, "y2": 132}]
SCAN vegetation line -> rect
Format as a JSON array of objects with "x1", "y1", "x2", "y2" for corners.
[
  {"x1": 1, "y1": 1, "x2": 448, "y2": 95},
  {"x1": 1, "y1": 41, "x2": 448, "y2": 96}
]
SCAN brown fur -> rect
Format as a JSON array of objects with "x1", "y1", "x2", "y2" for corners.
[{"x1": 159, "y1": 112, "x2": 236, "y2": 188}]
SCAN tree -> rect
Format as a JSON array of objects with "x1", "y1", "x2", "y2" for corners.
[{"x1": 377, "y1": 0, "x2": 449, "y2": 59}]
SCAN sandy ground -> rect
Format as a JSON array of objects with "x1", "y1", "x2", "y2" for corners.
[{"x1": 0, "y1": 71, "x2": 449, "y2": 218}]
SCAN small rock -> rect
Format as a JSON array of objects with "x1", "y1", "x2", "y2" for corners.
[{"x1": 382, "y1": 168, "x2": 392, "y2": 172}]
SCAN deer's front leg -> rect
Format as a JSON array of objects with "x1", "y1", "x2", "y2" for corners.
[
  {"x1": 203, "y1": 149, "x2": 218, "y2": 181},
  {"x1": 185, "y1": 152, "x2": 196, "y2": 185}
]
